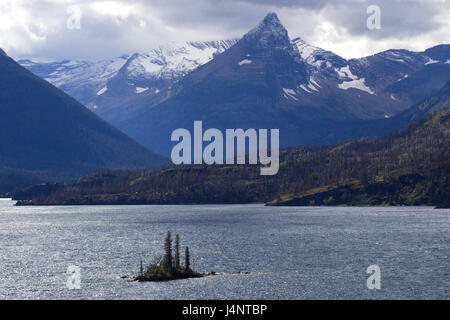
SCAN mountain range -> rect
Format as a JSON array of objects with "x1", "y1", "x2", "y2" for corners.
[
  {"x1": 19, "y1": 13, "x2": 450, "y2": 157},
  {"x1": 18, "y1": 40, "x2": 237, "y2": 124}
]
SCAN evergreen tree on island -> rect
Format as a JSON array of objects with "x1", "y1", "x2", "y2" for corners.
[
  {"x1": 174, "y1": 234, "x2": 181, "y2": 270},
  {"x1": 163, "y1": 231, "x2": 173, "y2": 273},
  {"x1": 185, "y1": 246, "x2": 190, "y2": 271},
  {"x1": 136, "y1": 232, "x2": 201, "y2": 282}
]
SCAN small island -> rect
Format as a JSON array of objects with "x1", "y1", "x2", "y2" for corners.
[{"x1": 135, "y1": 232, "x2": 203, "y2": 282}]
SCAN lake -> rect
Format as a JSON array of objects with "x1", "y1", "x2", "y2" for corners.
[{"x1": 0, "y1": 200, "x2": 448, "y2": 299}]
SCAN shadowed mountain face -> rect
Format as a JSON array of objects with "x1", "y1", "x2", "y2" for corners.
[
  {"x1": 118, "y1": 13, "x2": 329, "y2": 156},
  {"x1": 324, "y1": 80, "x2": 450, "y2": 140},
  {"x1": 0, "y1": 52, "x2": 168, "y2": 193},
  {"x1": 393, "y1": 80, "x2": 450, "y2": 124},
  {"x1": 114, "y1": 13, "x2": 450, "y2": 156}
]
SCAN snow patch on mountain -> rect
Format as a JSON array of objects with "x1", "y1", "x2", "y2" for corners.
[
  {"x1": 339, "y1": 78, "x2": 374, "y2": 94},
  {"x1": 283, "y1": 88, "x2": 298, "y2": 100},
  {"x1": 97, "y1": 86, "x2": 108, "y2": 95},
  {"x1": 425, "y1": 57, "x2": 439, "y2": 65},
  {"x1": 336, "y1": 66, "x2": 354, "y2": 78},
  {"x1": 299, "y1": 84, "x2": 312, "y2": 94},
  {"x1": 291, "y1": 37, "x2": 348, "y2": 72},
  {"x1": 310, "y1": 78, "x2": 321, "y2": 88},
  {"x1": 292, "y1": 38, "x2": 320, "y2": 65},
  {"x1": 238, "y1": 59, "x2": 252, "y2": 66},
  {"x1": 135, "y1": 87, "x2": 149, "y2": 94},
  {"x1": 301, "y1": 77, "x2": 320, "y2": 92},
  {"x1": 307, "y1": 83, "x2": 319, "y2": 92},
  {"x1": 337, "y1": 66, "x2": 374, "y2": 95}
]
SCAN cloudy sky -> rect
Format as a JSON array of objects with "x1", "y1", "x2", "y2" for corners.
[{"x1": 0, "y1": 0, "x2": 449, "y2": 61}]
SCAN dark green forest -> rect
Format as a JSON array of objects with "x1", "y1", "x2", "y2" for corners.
[{"x1": 12, "y1": 109, "x2": 450, "y2": 208}]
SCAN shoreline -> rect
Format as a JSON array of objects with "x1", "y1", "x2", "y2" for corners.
[{"x1": 12, "y1": 200, "x2": 445, "y2": 209}]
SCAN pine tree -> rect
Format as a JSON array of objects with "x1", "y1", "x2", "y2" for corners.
[
  {"x1": 174, "y1": 234, "x2": 181, "y2": 271},
  {"x1": 184, "y1": 246, "x2": 190, "y2": 271},
  {"x1": 163, "y1": 231, "x2": 173, "y2": 273}
]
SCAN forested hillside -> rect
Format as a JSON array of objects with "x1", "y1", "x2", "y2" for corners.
[{"x1": 12, "y1": 108, "x2": 450, "y2": 208}]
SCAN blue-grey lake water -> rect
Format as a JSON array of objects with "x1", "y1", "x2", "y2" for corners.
[{"x1": 0, "y1": 199, "x2": 448, "y2": 300}]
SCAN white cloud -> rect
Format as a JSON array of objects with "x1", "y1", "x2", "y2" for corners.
[{"x1": 0, "y1": 0, "x2": 448, "y2": 60}]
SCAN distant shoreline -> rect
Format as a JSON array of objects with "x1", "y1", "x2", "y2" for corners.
[
  {"x1": 14, "y1": 200, "x2": 265, "y2": 206},
  {"x1": 12, "y1": 199, "x2": 444, "y2": 209}
]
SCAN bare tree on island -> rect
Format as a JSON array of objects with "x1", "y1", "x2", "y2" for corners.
[{"x1": 174, "y1": 234, "x2": 181, "y2": 271}]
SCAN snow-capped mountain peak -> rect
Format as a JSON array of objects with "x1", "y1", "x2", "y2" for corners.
[
  {"x1": 18, "y1": 55, "x2": 131, "y2": 90},
  {"x1": 18, "y1": 39, "x2": 238, "y2": 121},
  {"x1": 244, "y1": 13, "x2": 292, "y2": 50},
  {"x1": 124, "y1": 40, "x2": 237, "y2": 80}
]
